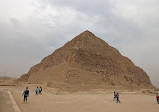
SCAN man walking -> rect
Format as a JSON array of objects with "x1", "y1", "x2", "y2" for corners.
[
  {"x1": 113, "y1": 92, "x2": 116, "y2": 101},
  {"x1": 39, "y1": 86, "x2": 42, "y2": 94},
  {"x1": 22, "y1": 87, "x2": 29, "y2": 103},
  {"x1": 116, "y1": 92, "x2": 120, "y2": 103}
]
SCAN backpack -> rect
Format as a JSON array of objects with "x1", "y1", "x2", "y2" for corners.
[{"x1": 25, "y1": 90, "x2": 29, "y2": 95}]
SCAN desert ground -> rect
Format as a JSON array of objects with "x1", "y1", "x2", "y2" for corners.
[
  {"x1": 0, "y1": 84, "x2": 158, "y2": 112},
  {"x1": 0, "y1": 88, "x2": 14, "y2": 112}
]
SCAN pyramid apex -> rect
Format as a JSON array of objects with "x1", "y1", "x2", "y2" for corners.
[
  {"x1": 77, "y1": 30, "x2": 95, "y2": 38},
  {"x1": 81, "y1": 30, "x2": 94, "y2": 34}
]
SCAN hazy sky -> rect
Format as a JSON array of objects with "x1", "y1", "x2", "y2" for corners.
[{"x1": 0, "y1": 0, "x2": 159, "y2": 87}]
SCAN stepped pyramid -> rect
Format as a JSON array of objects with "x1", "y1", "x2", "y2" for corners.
[{"x1": 18, "y1": 31, "x2": 153, "y2": 91}]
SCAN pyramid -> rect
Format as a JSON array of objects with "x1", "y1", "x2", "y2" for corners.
[{"x1": 18, "y1": 31, "x2": 154, "y2": 91}]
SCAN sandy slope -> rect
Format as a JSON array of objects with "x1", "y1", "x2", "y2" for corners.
[{"x1": 6, "y1": 86, "x2": 158, "y2": 112}]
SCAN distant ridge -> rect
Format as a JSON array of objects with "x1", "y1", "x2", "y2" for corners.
[
  {"x1": 18, "y1": 30, "x2": 154, "y2": 91},
  {"x1": 0, "y1": 76, "x2": 17, "y2": 86}
]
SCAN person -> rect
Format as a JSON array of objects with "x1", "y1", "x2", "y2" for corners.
[
  {"x1": 36, "y1": 87, "x2": 38, "y2": 95},
  {"x1": 113, "y1": 92, "x2": 116, "y2": 101},
  {"x1": 156, "y1": 93, "x2": 159, "y2": 104},
  {"x1": 116, "y1": 92, "x2": 120, "y2": 103},
  {"x1": 39, "y1": 86, "x2": 42, "y2": 94},
  {"x1": 22, "y1": 87, "x2": 29, "y2": 103}
]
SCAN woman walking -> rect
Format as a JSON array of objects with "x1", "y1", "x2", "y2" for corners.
[
  {"x1": 36, "y1": 87, "x2": 38, "y2": 95},
  {"x1": 116, "y1": 93, "x2": 120, "y2": 103}
]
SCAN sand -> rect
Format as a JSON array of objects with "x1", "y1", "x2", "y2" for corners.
[
  {"x1": 0, "y1": 76, "x2": 17, "y2": 85},
  {"x1": 0, "y1": 85, "x2": 158, "y2": 112},
  {"x1": 0, "y1": 88, "x2": 14, "y2": 112}
]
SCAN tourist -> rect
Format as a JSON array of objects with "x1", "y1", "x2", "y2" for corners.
[
  {"x1": 116, "y1": 92, "x2": 120, "y2": 103},
  {"x1": 113, "y1": 92, "x2": 116, "y2": 101},
  {"x1": 39, "y1": 86, "x2": 42, "y2": 94},
  {"x1": 36, "y1": 87, "x2": 38, "y2": 95},
  {"x1": 22, "y1": 87, "x2": 29, "y2": 103},
  {"x1": 156, "y1": 93, "x2": 159, "y2": 104}
]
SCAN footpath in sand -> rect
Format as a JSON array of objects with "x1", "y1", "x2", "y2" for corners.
[
  {"x1": 8, "y1": 86, "x2": 158, "y2": 112},
  {"x1": 0, "y1": 88, "x2": 14, "y2": 112}
]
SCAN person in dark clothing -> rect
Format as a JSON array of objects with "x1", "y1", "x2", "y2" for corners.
[
  {"x1": 156, "y1": 93, "x2": 159, "y2": 104},
  {"x1": 113, "y1": 92, "x2": 116, "y2": 101},
  {"x1": 116, "y1": 92, "x2": 120, "y2": 103},
  {"x1": 22, "y1": 87, "x2": 29, "y2": 103},
  {"x1": 156, "y1": 96, "x2": 159, "y2": 104},
  {"x1": 39, "y1": 86, "x2": 42, "y2": 94}
]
